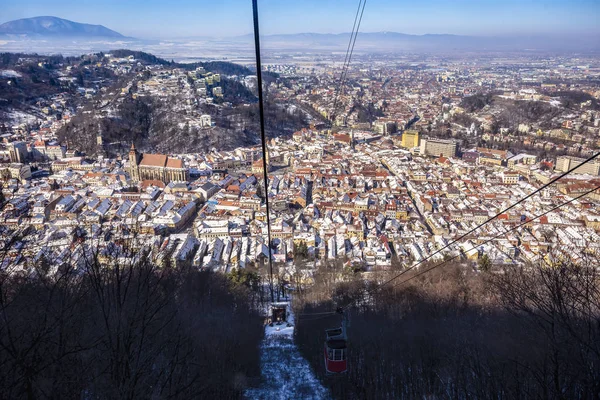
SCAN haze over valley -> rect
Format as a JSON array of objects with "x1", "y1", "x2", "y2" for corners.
[{"x1": 1, "y1": 16, "x2": 598, "y2": 61}]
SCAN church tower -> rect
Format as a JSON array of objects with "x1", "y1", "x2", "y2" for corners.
[
  {"x1": 96, "y1": 130, "x2": 106, "y2": 158},
  {"x1": 128, "y1": 143, "x2": 141, "y2": 182}
]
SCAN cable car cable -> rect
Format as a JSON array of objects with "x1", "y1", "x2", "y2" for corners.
[
  {"x1": 390, "y1": 182, "x2": 600, "y2": 289},
  {"x1": 341, "y1": 0, "x2": 366, "y2": 88},
  {"x1": 319, "y1": 180, "x2": 600, "y2": 375},
  {"x1": 331, "y1": 0, "x2": 362, "y2": 118},
  {"x1": 333, "y1": 0, "x2": 367, "y2": 120},
  {"x1": 298, "y1": 314, "x2": 338, "y2": 321},
  {"x1": 338, "y1": 0, "x2": 363, "y2": 89},
  {"x1": 297, "y1": 311, "x2": 338, "y2": 316},
  {"x1": 332, "y1": 0, "x2": 367, "y2": 124},
  {"x1": 342, "y1": 182, "x2": 600, "y2": 311},
  {"x1": 336, "y1": 151, "x2": 600, "y2": 310},
  {"x1": 332, "y1": 0, "x2": 364, "y2": 117},
  {"x1": 372, "y1": 151, "x2": 600, "y2": 292},
  {"x1": 252, "y1": 0, "x2": 275, "y2": 302}
]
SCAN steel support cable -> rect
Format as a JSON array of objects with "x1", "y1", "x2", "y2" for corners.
[
  {"x1": 341, "y1": 0, "x2": 363, "y2": 73},
  {"x1": 338, "y1": 183, "x2": 600, "y2": 312},
  {"x1": 373, "y1": 151, "x2": 600, "y2": 291},
  {"x1": 252, "y1": 0, "x2": 275, "y2": 302},
  {"x1": 333, "y1": 0, "x2": 367, "y2": 121},
  {"x1": 332, "y1": 0, "x2": 364, "y2": 116},
  {"x1": 297, "y1": 313, "x2": 338, "y2": 321},
  {"x1": 334, "y1": 151, "x2": 600, "y2": 310},
  {"x1": 390, "y1": 183, "x2": 600, "y2": 289},
  {"x1": 297, "y1": 311, "x2": 338, "y2": 316},
  {"x1": 339, "y1": 0, "x2": 366, "y2": 93},
  {"x1": 310, "y1": 180, "x2": 600, "y2": 315}
]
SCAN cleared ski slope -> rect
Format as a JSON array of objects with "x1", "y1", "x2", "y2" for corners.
[{"x1": 245, "y1": 304, "x2": 329, "y2": 400}]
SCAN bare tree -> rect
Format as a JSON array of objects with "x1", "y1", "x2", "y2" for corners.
[
  {"x1": 0, "y1": 230, "x2": 264, "y2": 399},
  {"x1": 294, "y1": 257, "x2": 600, "y2": 400}
]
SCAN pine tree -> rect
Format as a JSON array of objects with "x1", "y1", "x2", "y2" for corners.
[{"x1": 478, "y1": 254, "x2": 492, "y2": 272}]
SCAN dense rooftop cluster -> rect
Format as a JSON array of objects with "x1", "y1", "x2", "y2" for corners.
[
  {"x1": 1, "y1": 52, "x2": 600, "y2": 276},
  {"x1": 1, "y1": 124, "x2": 600, "y2": 275}
]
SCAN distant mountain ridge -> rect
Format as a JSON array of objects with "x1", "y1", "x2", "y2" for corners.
[
  {"x1": 251, "y1": 31, "x2": 599, "y2": 52},
  {"x1": 225, "y1": 31, "x2": 599, "y2": 53},
  {"x1": 0, "y1": 16, "x2": 125, "y2": 38},
  {"x1": 0, "y1": 17, "x2": 597, "y2": 55}
]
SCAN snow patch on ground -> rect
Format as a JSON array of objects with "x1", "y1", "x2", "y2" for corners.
[
  {"x1": 549, "y1": 99, "x2": 562, "y2": 107},
  {"x1": 245, "y1": 303, "x2": 329, "y2": 400},
  {"x1": 0, "y1": 70, "x2": 22, "y2": 78},
  {"x1": 0, "y1": 109, "x2": 40, "y2": 125}
]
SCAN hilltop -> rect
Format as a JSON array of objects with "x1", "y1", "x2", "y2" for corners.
[{"x1": 0, "y1": 16, "x2": 125, "y2": 38}]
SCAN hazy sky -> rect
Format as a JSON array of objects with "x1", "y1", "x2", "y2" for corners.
[{"x1": 1, "y1": 0, "x2": 598, "y2": 39}]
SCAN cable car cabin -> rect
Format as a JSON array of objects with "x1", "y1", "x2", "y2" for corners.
[
  {"x1": 270, "y1": 303, "x2": 287, "y2": 325},
  {"x1": 324, "y1": 326, "x2": 347, "y2": 374}
]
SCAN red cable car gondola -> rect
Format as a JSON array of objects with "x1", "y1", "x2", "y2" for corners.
[{"x1": 324, "y1": 309, "x2": 347, "y2": 374}]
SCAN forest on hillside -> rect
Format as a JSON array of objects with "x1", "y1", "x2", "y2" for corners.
[
  {"x1": 459, "y1": 90, "x2": 596, "y2": 134},
  {"x1": 0, "y1": 52, "x2": 118, "y2": 125},
  {"x1": 1, "y1": 49, "x2": 306, "y2": 156},
  {"x1": 0, "y1": 235, "x2": 264, "y2": 399},
  {"x1": 294, "y1": 259, "x2": 600, "y2": 400},
  {"x1": 56, "y1": 91, "x2": 309, "y2": 156},
  {"x1": 1, "y1": 225, "x2": 599, "y2": 399}
]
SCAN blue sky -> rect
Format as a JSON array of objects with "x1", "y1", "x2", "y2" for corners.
[{"x1": 1, "y1": 0, "x2": 598, "y2": 39}]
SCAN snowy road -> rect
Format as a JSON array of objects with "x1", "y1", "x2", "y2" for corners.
[{"x1": 245, "y1": 304, "x2": 329, "y2": 400}]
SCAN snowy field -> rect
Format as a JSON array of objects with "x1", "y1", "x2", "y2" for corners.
[
  {"x1": 245, "y1": 303, "x2": 329, "y2": 400},
  {"x1": 0, "y1": 109, "x2": 40, "y2": 125},
  {"x1": 0, "y1": 69, "x2": 22, "y2": 78}
]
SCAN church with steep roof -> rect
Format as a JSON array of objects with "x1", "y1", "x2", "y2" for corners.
[{"x1": 128, "y1": 144, "x2": 187, "y2": 184}]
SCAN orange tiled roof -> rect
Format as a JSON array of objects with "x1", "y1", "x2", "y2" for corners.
[
  {"x1": 83, "y1": 172, "x2": 104, "y2": 179},
  {"x1": 140, "y1": 154, "x2": 168, "y2": 167},
  {"x1": 333, "y1": 134, "x2": 351, "y2": 143},
  {"x1": 166, "y1": 157, "x2": 183, "y2": 169}
]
